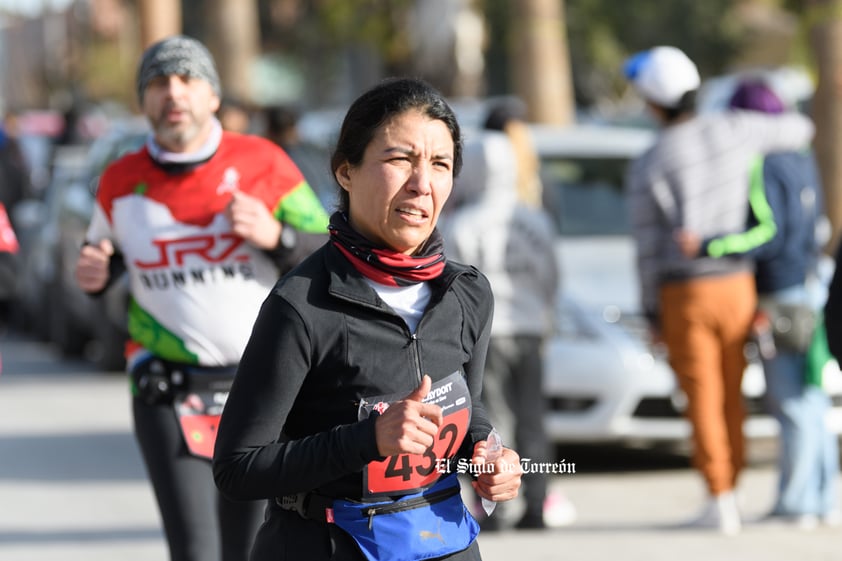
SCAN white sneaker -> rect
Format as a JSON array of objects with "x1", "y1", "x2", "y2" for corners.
[
  {"x1": 543, "y1": 491, "x2": 577, "y2": 528},
  {"x1": 793, "y1": 514, "x2": 820, "y2": 530},
  {"x1": 683, "y1": 491, "x2": 741, "y2": 535},
  {"x1": 756, "y1": 512, "x2": 819, "y2": 531},
  {"x1": 822, "y1": 509, "x2": 842, "y2": 527}
]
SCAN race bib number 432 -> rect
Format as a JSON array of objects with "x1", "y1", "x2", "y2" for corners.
[{"x1": 359, "y1": 371, "x2": 471, "y2": 497}]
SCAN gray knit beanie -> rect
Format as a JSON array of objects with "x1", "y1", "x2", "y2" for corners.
[{"x1": 136, "y1": 35, "x2": 221, "y2": 102}]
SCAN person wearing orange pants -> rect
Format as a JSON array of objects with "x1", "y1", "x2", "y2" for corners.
[
  {"x1": 660, "y1": 273, "x2": 756, "y2": 498},
  {"x1": 623, "y1": 45, "x2": 815, "y2": 534}
]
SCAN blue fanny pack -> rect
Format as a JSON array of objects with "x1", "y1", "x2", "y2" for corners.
[{"x1": 330, "y1": 474, "x2": 479, "y2": 561}]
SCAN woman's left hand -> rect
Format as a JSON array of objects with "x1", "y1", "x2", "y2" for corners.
[{"x1": 470, "y1": 441, "x2": 522, "y2": 503}]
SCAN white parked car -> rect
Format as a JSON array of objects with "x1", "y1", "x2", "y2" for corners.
[{"x1": 532, "y1": 122, "x2": 842, "y2": 446}]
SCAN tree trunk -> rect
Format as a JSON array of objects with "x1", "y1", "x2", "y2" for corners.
[
  {"x1": 137, "y1": 0, "x2": 181, "y2": 48},
  {"x1": 509, "y1": 0, "x2": 574, "y2": 125},
  {"x1": 808, "y1": 1, "x2": 842, "y2": 253},
  {"x1": 204, "y1": 0, "x2": 260, "y2": 103}
]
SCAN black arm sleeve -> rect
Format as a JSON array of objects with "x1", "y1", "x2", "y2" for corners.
[
  {"x1": 455, "y1": 270, "x2": 495, "y2": 460},
  {"x1": 263, "y1": 225, "x2": 329, "y2": 276},
  {"x1": 213, "y1": 293, "x2": 383, "y2": 501}
]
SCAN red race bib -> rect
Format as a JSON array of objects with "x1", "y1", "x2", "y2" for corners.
[
  {"x1": 174, "y1": 392, "x2": 226, "y2": 460},
  {"x1": 360, "y1": 372, "x2": 471, "y2": 497}
]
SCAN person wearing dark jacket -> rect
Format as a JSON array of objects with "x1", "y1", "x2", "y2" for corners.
[
  {"x1": 440, "y1": 131, "x2": 569, "y2": 530},
  {"x1": 213, "y1": 77, "x2": 523, "y2": 561},
  {"x1": 679, "y1": 79, "x2": 839, "y2": 528}
]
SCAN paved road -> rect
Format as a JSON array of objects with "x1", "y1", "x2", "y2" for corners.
[{"x1": 1, "y1": 332, "x2": 840, "y2": 561}]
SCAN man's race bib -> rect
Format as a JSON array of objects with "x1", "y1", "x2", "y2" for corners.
[
  {"x1": 359, "y1": 371, "x2": 471, "y2": 498},
  {"x1": 173, "y1": 383, "x2": 230, "y2": 460},
  {"x1": 174, "y1": 391, "x2": 227, "y2": 460}
]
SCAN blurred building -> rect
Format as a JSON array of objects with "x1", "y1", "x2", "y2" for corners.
[
  {"x1": 0, "y1": 0, "x2": 137, "y2": 114},
  {"x1": 0, "y1": 0, "x2": 524, "y2": 117},
  {"x1": 0, "y1": 10, "x2": 69, "y2": 111}
]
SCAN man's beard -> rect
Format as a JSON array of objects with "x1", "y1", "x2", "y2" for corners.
[
  {"x1": 152, "y1": 104, "x2": 202, "y2": 150},
  {"x1": 153, "y1": 118, "x2": 199, "y2": 151}
]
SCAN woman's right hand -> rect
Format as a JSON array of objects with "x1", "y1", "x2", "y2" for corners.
[{"x1": 374, "y1": 375, "x2": 443, "y2": 457}]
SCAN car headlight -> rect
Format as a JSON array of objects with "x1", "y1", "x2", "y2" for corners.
[{"x1": 554, "y1": 299, "x2": 599, "y2": 341}]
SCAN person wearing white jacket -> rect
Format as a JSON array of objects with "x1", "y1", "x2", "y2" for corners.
[{"x1": 441, "y1": 130, "x2": 565, "y2": 529}]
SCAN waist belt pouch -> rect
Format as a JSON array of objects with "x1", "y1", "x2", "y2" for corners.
[
  {"x1": 763, "y1": 301, "x2": 817, "y2": 353},
  {"x1": 169, "y1": 364, "x2": 237, "y2": 461},
  {"x1": 331, "y1": 474, "x2": 479, "y2": 561}
]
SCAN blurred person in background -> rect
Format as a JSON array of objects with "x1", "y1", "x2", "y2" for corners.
[
  {"x1": 0, "y1": 110, "x2": 29, "y2": 329},
  {"x1": 55, "y1": 102, "x2": 84, "y2": 146},
  {"x1": 262, "y1": 103, "x2": 301, "y2": 148},
  {"x1": 263, "y1": 104, "x2": 336, "y2": 210},
  {"x1": 0, "y1": 110, "x2": 30, "y2": 212},
  {"x1": 441, "y1": 130, "x2": 573, "y2": 530},
  {"x1": 217, "y1": 96, "x2": 255, "y2": 134},
  {"x1": 676, "y1": 79, "x2": 839, "y2": 530},
  {"x1": 483, "y1": 99, "x2": 543, "y2": 210},
  {"x1": 624, "y1": 45, "x2": 815, "y2": 535},
  {"x1": 74, "y1": 35, "x2": 329, "y2": 561}
]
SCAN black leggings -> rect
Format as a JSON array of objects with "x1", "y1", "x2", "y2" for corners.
[{"x1": 133, "y1": 396, "x2": 265, "y2": 561}]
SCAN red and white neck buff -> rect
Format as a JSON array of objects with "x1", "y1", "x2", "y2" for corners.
[{"x1": 328, "y1": 211, "x2": 445, "y2": 287}]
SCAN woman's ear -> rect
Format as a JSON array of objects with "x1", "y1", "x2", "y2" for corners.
[{"x1": 334, "y1": 162, "x2": 352, "y2": 192}]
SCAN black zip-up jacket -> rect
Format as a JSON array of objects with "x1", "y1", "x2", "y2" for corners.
[{"x1": 213, "y1": 242, "x2": 494, "y2": 502}]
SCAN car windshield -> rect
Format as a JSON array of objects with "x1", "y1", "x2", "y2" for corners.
[{"x1": 541, "y1": 156, "x2": 631, "y2": 237}]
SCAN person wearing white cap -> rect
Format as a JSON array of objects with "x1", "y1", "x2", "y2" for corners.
[
  {"x1": 623, "y1": 45, "x2": 816, "y2": 535},
  {"x1": 623, "y1": 46, "x2": 701, "y2": 110}
]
